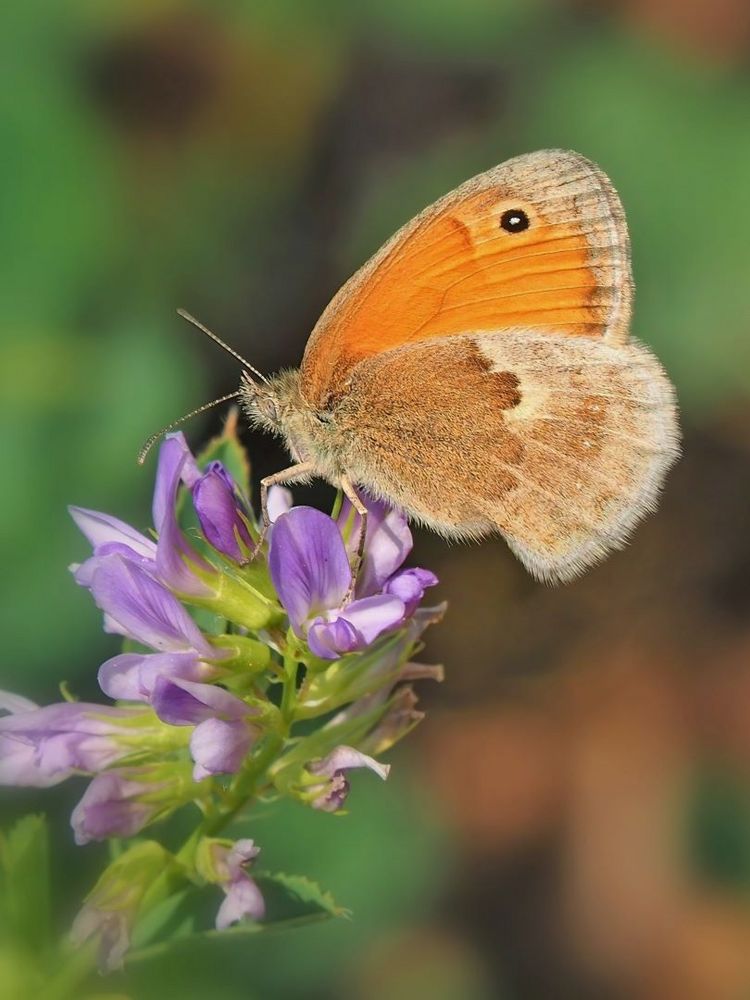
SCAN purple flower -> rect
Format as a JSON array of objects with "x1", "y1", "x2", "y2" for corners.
[
  {"x1": 69, "y1": 507, "x2": 157, "y2": 587},
  {"x1": 306, "y1": 745, "x2": 390, "y2": 812},
  {"x1": 338, "y1": 495, "x2": 413, "y2": 597},
  {"x1": 204, "y1": 839, "x2": 266, "y2": 930},
  {"x1": 70, "y1": 432, "x2": 201, "y2": 591},
  {"x1": 268, "y1": 490, "x2": 438, "y2": 659},
  {"x1": 192, "y1": 461, "x2": 254, "y2": 563},
  {"x1": 72, "y1": 434, "x2": 215, "y2": 601},
  {"x1": 339, "y1": 494, "x2": 438, "y2": 608},
  {"x1": 71, "y1": 764, "x2": 197, "y2": 844},
  {"x1": 151, "y1": 677, "x2": 258, "y2": 781},
  {"x1": 383, "y1": 567, "x2": 439, "y2": 616},
  {"x1": 89, "y1": 554, "x2": 227, "y2": 703},
  {"x1": 269, "y1": 507, "x2": 407, "y2": 660},
  {"x1": 153, "y1": 434, "x2": 217, "y2": 598},
  {"x1": 0, "y1": 695, "x2": 157, "y2": 787}
]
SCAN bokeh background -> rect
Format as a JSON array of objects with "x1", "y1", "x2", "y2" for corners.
[{"x1": 3, "y1": 1, "x2": 750, "y2": 997}]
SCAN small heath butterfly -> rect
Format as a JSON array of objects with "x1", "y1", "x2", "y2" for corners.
[{"x1": 147, "y1": 150, "x2": 680, "y2": 583}]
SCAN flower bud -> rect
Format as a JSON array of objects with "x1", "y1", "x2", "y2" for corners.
[
  {"x1": 305, "y1": 746, "x2": 390, "y2": 813},
  {"x1": 71, "y1": 762, "x2": 204, "y2": 844},
  {"x1": 195, "y1": 837, "x2": 265, "y2": 929},
  {"x1": 71, "y1": 841, "x2": 172, "y2": 970}
]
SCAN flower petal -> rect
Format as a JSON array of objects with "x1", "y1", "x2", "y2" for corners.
[
  {"x1": 192, "y1": 464, "x2": 253, "y2": 562},
  {"x1": 339, "y1": 495, "x2": 412, "y2": 596},
  {"x1": 190, "y1": 717, "x2": 253, "y2": 780},
  {"x1": 71, "y1": 772, "x2": 156, "y2": 844},
  {"x1": 267, "y1": 485, "x2": 292, "y2": 523},
  {"x1": 151, "y1": 677, "x2": 249, "y2": 726},
  {"x1": 383, "y1": 567, "x2": 439, "y2": 615},
  {"x1": 307, "y1": 616, "x2": 360, "y2": 660},
  {"x1": 98, "y1": 651, "x2": 212, "y2": 702},
  {"x1": 308, "y1": 745, "x2": 391, "y2": 781},
  {"x1": 0, "y1": 702, "x2": 147, "y2": 786},
  {"x1": 0, "y1": 690, "x2": 38, "y2": 714},
  {"x1": 215, "y1": 874, "x2": 266, "y2": 929},
  {"x1": 339, "y1": 594, "x2": 406, "y2": 645},
  {"x1": 151, "y1": 433, "x2": 200, "y2": 531},
  {"x1": 69, "y1": 507, "x2": 156, "y2": 561},
  {"x1": 268, "y1": 507, "x2": 351, "y2": 632},
  {"x1": 89, "y1": 555, "x2": 215, "y2": 656},
  {"x1": 0, "y1": 733, "x2": 62, "y2": 787},
  {"x1": 152, "y1": 435, "x2": 215, "y2": 598}
]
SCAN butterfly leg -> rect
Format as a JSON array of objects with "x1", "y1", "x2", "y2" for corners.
[
  {"x1": 257, "y1": 461, "x2": 315, "y2": 546},
  {"x1": 340, "y1": 474, "x2": 367, "y2": 602}
]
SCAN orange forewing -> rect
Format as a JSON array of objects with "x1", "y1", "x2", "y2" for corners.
[{"x1": 300, "y1": 151, "x2": 631, "y2": 407}]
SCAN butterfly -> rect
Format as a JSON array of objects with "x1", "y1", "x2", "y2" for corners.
[{"x1": 152, "y1": 149, "x2": 680, "y2": 584}]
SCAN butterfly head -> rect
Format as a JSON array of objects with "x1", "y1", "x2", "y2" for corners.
[{"x1": 240, "y1": 369, "x2": 343, "y2": 476}]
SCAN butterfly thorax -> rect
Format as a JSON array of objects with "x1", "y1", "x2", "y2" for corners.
[{"x1": 239, "y1": 369, "x2": 348, "y2": 483}]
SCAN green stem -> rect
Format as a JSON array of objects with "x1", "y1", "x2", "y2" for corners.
[
  {"x1": 280, "y1": 645, "x2": 299, "y2": 725},
  {"x1": 330, "y1": 487, "x2": 344, "y2": 521}
]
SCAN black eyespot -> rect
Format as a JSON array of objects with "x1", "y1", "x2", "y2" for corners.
[{"x1": 500, "y1": 209, "x2": 529, "y2": 233}]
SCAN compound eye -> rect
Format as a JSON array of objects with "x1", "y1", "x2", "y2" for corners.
[{"x1": 499, "y1": 208, "x2": 530, "y2": 233}]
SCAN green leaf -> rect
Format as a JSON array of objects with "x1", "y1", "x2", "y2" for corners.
[
  {"x1": 130, "y1": 889, "x2": 196, "y2": 951},
  {"x1": 0, "y1": 815, "x2": 51, "y2": 952},
  {"x1": 126, "y1": 872, "x2": 345, "y2": 966},
  {"x1": 254, "y1": 871, "x2": 348, "y2": 924}
]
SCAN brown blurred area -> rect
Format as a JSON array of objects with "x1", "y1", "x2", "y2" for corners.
[
  {"x1": 4, "y1": 0, "x2": 750, "y2": 997},
  {"x1": 414, "y1": 414, "x2": 750, "y2": 999}
]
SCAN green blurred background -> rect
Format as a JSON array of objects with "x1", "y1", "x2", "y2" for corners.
[{"x1": 3, "y1": 1, "x2": 750, "y2": 997}]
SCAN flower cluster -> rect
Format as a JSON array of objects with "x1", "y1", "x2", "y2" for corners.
[{"x1": 0, "y1": 423, "x2": 442, "y2": 970}]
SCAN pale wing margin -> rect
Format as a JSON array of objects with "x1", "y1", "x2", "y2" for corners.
[{"x1": 475, "y1": 331, "x2": 680, "y2": 583}]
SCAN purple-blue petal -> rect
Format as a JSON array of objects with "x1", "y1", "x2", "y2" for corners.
[
  {"x1": 150, "y1": 434, "x2": 215, "y2": 597},
  {"x1": 339, "y1": 494, "x2": 412, "y2": 596},
  {"x1": 151, "y1": 434, "x2": 199, "y2": 531},
  {"x1": 383, "y1": 567, "x2": 439, "y2": 615},
  {"x1": 89, "y1": 555, "x2": 216, "y2": 656},
  {"x1": 69, "y1": 507, "x2": 156, "y2": 561},
  {"x1": 98, "y1": 651, "x2": 212, "y2": 703},
  {"x1": 339, "y1": 594, "x2": 406, "y2": 644},
  {"x1": 192, "y1": 466, "x2": 253, "y2": 562},
  {"x1": 307, "y1": 616, "x2": 360, "y2": 659},
  {"x1": 308, "y1": 745, "x2": 391, "y2": 780},
  {"x1": 269, "y1": 507, "x2": 352, "y2": 633},
  {"x1": 0, "y1": 702, "x2": 142, "y2": 787},
  {"x1": 151, "y1": 677, "x2": 249, "y2": 726},
  {"x1": 155, "y1": 517, "x2": 214, "y2": 598},
  {"x1": 71, "y1": 772, "x2": 156, "y2": 844},
  {"x1": 73, "y1": 543, "x2": 156, "y2": 589},
  {"x1": 190, "y1": 717, "x2": 253, "y2": 780},
  {"x1": 215, "y1": 874, "x2": 266, "y2": 929}
]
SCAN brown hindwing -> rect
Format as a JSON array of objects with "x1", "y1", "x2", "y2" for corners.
[{"x1": 337, "y1": 331, "x2": 678, "y2": 583}]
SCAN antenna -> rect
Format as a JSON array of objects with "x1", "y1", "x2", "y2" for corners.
[
  {"x1": 137, "y1": 392, "x2": 241, "y2": 465},
  {"x1": 176, "y1": 308, "x2": 268, "y2": 385}
]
